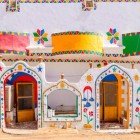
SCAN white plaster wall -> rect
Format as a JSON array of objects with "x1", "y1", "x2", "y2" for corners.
[
  {"x1": 48, "y1": 89, "x2": 76, "y2": 109},
  {"x1": 2, "y1": 61, "x2": 140, "y2": 83},
  {"x1": 0, "y1": 3, "x2": 140, "y2": 46}
]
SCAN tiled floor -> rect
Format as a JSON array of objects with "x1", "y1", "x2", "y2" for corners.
[
  {"x1": 6, "y1": 121, "x2": 37, "y2": 130},
  {"x1": 100, "y1": 122, "x2": 125, "y2": 129}
]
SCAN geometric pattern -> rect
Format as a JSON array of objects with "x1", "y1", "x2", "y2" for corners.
[
  {"x1": 2, "y1": 58, "x2": 140, "y2": 64},
  {"x1": 106, "y1": 28, "x2": 119, "y2": 44},
  {"x1": 94, "y1": 64, "x2": 133, "y2": 130},
  {"x1": 33, "y1": 29, "x2": 48, "y2": 45},
  {"x1": 0, "y1": 0, "x2": 139, "y2": 3}
]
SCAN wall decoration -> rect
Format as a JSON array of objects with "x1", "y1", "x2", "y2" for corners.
[
  {"x1": 122, "y1": 32, "x2": 140, "y2": 56},
  {"x1": 0, "y1": 32, "x2": 29, "y2": 55},
  {"x1": 83, "y1": 108, "x2": 93, "y2": 128},
  {"x1": 134, "y1": 74, "x2": 140, "y2": 82},
  {"x1": 135, "y1": 107, "x2": 140, "y2": 124},
  {"x1": 33, "y1": 29, "x2": 48, "y2": 45},
  {"x1": 82, "y1": 86, "x2": 94, "y2": 107},
  {"x1": 86, "y1": 74, "x2": 93, "y2": 82},
  {"x1": 106, "y1": 28, "x2": 119, "y2": 44},
  {"x1": 97, "y1": 63, "x2": 101, "y2": 68},
  {"x1": 82, "y1": 0, "x2": 97, "y2": 11},
  {"x1": 1, "y1": 0, "x2": 139, "y2": 3},
  {"x1": 52, "y1": 31, "x2": 103, "y2": 54},
  {"x1": 37, "y1": 66, "x2": 43, "y2": 72},
  {"x1": 6, "y1": 0, "x2": 20, "y2": 12}
]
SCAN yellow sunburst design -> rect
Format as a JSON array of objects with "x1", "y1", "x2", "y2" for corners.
[
  {"x1": 86, "y1": 75, "x2": 93, "y2": 82},
  {"x1": 18, "y1": 65, "x2": 23, "y2": 70},
  {"x1": 60, "y1": 81, "x2": 65, "y2": 89},
  {"x1": 134, "y1": 74, "x2": 139, "y2": 82}
]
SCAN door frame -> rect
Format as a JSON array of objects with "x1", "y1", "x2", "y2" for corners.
[
  {"x1": 16, "y1": 82, "x2": 35, "y2": 122},
  {"x1": 100, "y1": 81, "x2": 118, "y2": 122},
  {"x1": 95, "y1": 65, "x2": 133, "y2": 130}
]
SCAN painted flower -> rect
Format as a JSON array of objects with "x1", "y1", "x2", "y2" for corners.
[
  {"x1": 106, "y1": 28, "x2": 119, "y2": 44},
  {"x1": 33, "y1": 29, "x2": 48, "y2": 45},
  {"x1": 0, "y1": 66, "x2": 3, "y2": 71},
  {"x1": 83, "y1": 108, "x2": 87, "y2": 113},
  {"x1": 89, "y1": 111, "x2": 93, "y2": 116},
  {"x1": 135, "y1": 107, "x2": 139, "y2": 112}
]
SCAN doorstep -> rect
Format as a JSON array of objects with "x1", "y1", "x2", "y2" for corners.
[{"x1": 97, "y1": 129, "x2": 134, "y2": 134}]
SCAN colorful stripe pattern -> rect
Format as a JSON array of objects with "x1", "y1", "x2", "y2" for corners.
[
  {"x1": 0, "y1": 31, "x2": 30, "y2": 36},
  {"x1": 52, "y1": 31, "x2": 102, "y2": 36},
  {"x1": 2, "y1": 58, "x2": 140, "y2": 64},
  {"x1": 0, "y1": 0, "x2": 139, "y2": 3}
]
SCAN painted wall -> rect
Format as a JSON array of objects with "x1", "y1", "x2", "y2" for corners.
[
  {"x1": 0, "y1": 61, "x2": 140, "y2": 130},
  {"x1": 2, "y1": 61, "x2": 140, "y2": 83},
  {"x1": 0, "y1": 3, "x2": 140, "y2": 46}
]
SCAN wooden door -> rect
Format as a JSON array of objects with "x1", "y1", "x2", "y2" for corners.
[
  {"x1": 100, "y1": 82, "x2": 118, "y2": 122},
  {"x1": 16, "y1": 83, "x2": 35, "y2": 122}
]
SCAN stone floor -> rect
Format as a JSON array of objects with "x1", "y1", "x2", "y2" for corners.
[
  {"x1": 100, "y1": 122, "x2": 125, "y2": 129},
  {"x1": 6, "y1": 121, "x2": 37, "y2": 130}
]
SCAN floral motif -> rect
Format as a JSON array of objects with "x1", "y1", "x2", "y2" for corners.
[
  {"x1": 83, "y1": 108, "x2": 88, "y2": 112},
  {"x1": 33, "y1": 29, "x2": 48, "y2": 45},
  {"x1": 135, "y1": 107, "x2": 140, "y2": 124},
  {"x1": 83, "y1": 108, "x2": 93, "y2": 128},
  {"x1": 0, "y1": 66, "x2": 3, "y2": 71},
  {"x1": 89, "y1": 111, "x2": 93, "y2": 116},
  {"x1": 82, "y1": 86, "x2": 94, "y2": 107},
  {"x1": 106, "y1": 28, "x2": 119, "y2": 44},
  {"x1": 135, "y1": 107, "x2": 139, "y2": 112}
]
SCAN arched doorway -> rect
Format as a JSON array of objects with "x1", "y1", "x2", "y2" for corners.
[
  {"x1": 100, "y1": 74, "x2": 129, "y2": 129},
  {"x1": 4, "y1": 72, "x2": 37, "y2": 129},
  {"x1": 95, "y1": 65, "x2": 133, "y2": 130},
  {"x1": 0, "y1": 62, "x2": 42, "y2": 129}
]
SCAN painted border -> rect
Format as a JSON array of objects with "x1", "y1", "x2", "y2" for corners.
[
  {"x1": 43, "y1": 80, "x2": 82, "y2": 122},
  {"x1": 52, "y1": 31, "x2": 102, "y2": 36},
  {"x1": 0, "y1": 0, "x2": 139, "y2": 3},
  {"x1": 0, "y1": 62, "x2": 42, "y2": 128},
  {"x1": 95, "y1": 64, "x2": 133, "y2": 130},
  {"x1": 122, "y1": 32, "x2": 140, "y2": 37},
  {"x1": 2, "y1": 58, "x2": 140, "y2": 64},
  {"x1": 0, "y1": 32, "x2": 30, "y2": 36}
]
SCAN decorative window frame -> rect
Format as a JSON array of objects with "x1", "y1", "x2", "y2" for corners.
[
  {"x1": 6, "y1": 0, "x2": 20, "y2": 12},
  {"x1": 43, "y1": 80, "x2": 82, "y2": 122}
]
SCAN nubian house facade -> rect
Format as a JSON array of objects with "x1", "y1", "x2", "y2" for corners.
[{"x1": 0, "y1": 0, "x2": 140, "y2": 132}]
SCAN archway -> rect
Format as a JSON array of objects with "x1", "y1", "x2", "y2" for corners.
[
  {"x1": 43, "y1": 80, "x2": 82, "y2": 122},
  {"x1": 0, "y1": 62, "x2": 42, "y2": 129},
  {"x1": 100, "y1": 74, "x2": 129, "y2": 129},
  {"x1": 95, "y1": 65, "x2": 133, "y2": 130}
]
